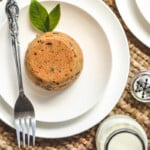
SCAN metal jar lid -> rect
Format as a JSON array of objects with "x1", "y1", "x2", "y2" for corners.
[
  {"x1": 130, "y1": 71, "x2": 150, "y2": 102},
  {"x1": 96, "y1": 115, "x2": 148, "y2": 150},
  {"x1": 105, "y1": 128, "x2": 145, "y2": 150}
]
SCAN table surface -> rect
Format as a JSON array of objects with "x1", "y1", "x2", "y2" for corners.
[{"x1": 0, "y1": 0, "x2": 150, "y2": 149}]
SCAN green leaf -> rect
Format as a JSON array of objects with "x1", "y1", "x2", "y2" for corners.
[
  {"x1": 48, "y1": 4, "x2": 61, "y2": 31},
  {"x1": 29, "y1": 0, "x2": 61, "y2": 32},
  {"x1": 29, "y1": 0, "x2": 49, "y2": 32}
]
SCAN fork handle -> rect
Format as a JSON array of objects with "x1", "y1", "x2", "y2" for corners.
[{"x1": 6, "y1": 0, "x2": 23, "y2": 93}]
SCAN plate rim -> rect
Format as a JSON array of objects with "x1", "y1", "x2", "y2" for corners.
[
  {"x1": 0, "y1": 0, "x2": 130, "y2": 138},
  {"x1": 135, "y1": 0, "x2": 150, "y2": 24},
  {"x1": 116, "y1": 0, "x2": 150, "y2": 48}
]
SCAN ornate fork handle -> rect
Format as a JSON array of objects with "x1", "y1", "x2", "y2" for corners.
[
  {"x1": 6, "y1": 0, "x2": 19, "y2": 36},
  {"x1": 6, "y1": 0, "x2": 23, "y2": 92}
]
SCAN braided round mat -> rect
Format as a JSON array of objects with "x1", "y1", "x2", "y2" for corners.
[{"x1": 0, "y1": 0, "x2": 150, "y2": 149}]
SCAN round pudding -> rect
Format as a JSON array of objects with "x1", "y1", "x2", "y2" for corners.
[{"x1": 25, "y1": 32, "x2": 83, "y2": 90}]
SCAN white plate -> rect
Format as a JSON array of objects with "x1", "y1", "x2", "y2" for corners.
[
  {"x1": 0, "y1": 0, "x2": 112, "y2": 122},
  {"x1": 116, "y1": 0, "x2": 150, "y2": 48},
  {"x1": 0, "y1": 0, "x2": 129, "y2": 138},
  {"x1": 136, "y1": 0, "x2": 150, "y2": 24}
]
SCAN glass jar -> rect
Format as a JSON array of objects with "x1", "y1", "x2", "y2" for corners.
[{"x1": 96, "y1": 115, "x2": 148, "y2": 150}]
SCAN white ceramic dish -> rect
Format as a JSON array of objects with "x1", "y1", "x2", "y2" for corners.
[
  {"x1": 0, "y1": 0, "x2": 129, "y2": 138},
  {"x1": 0, "y1": 0, "x2": 112, "y2": 123},
  {"x1": 136, "y1": 0, "x2": 150, "y2": 24},
  {"x1": 115, "y1": 0, "x2": 150, "y2": 48}
]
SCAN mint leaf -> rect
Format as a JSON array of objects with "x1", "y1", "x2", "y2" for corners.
[
  {"x1": 48, "y1": 4, "x2": 61, "y2": 31},
  {"x1": 29, "y1": 0, "x2": 49, "y2": 32},
  {"x1": 29, "y1": 0, "x2": 61, "y2": 32}
]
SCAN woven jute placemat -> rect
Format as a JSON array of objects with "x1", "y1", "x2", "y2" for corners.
[{"x1": 0, "y1": 0, "x2": 150, "y2": 149}]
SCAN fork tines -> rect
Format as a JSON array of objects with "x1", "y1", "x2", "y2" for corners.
[{"x1": 15, "y1": 117, "x2": 36, "y2": 148}]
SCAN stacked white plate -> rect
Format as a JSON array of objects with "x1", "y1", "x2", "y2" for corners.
[
  {"x1": 116, "y1": 0, "x2": 150, "y2": 48},
  {"x1": 0, "y1": 0, "x2": 129, "y2": 138}
]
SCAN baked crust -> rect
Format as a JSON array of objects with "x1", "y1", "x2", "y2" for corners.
[{"x1": 25, "y1": 32, "x2": 83, "y2": 90}]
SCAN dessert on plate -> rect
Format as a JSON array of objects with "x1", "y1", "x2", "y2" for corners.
[{"x1": 25, "y1": 32, "x2": 83, "y2": 90}]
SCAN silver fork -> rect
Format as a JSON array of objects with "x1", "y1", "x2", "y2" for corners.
[{"x1": 5, "y1": 0, "x2": 36, "y2": 148}]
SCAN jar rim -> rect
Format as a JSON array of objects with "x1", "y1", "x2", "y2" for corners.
[{"x1": 105, "y1": 128, "x2": 145, "y2": 150}]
